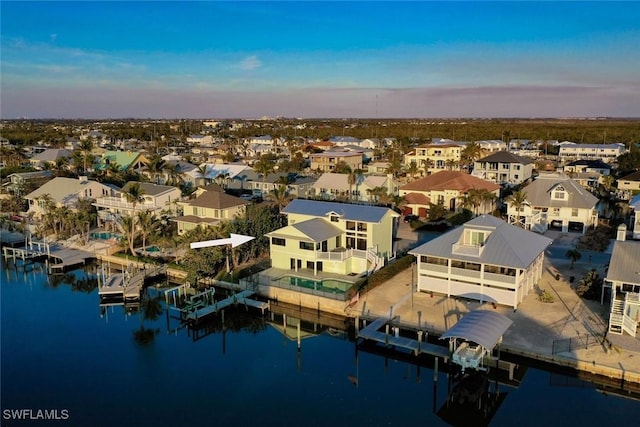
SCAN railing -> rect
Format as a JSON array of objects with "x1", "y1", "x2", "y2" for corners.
[
  {"x1": 93, "y1": 197, "x2": 159, "y2": 211},
  {"x1": 483, "y1": 272, "x2": 516, "y2": 284},
  {"x1": 450, "y1": 266, "x2": 481, "y2": 279},
  {"x1": 421, "y1": 264, "x2": 448, "y2": 274},
  {"x1": 626, "y1": 292, "x2": 640, "y2": 304},
  {"x1": 552, "y1": 334, "x2": 600, "y2": 355},
  {"x1": 315, "y1": 248, "x2": 368, "y2": 261},
  {"x1": 452, "y1": 244, "x2": 483, "y2": 257}
]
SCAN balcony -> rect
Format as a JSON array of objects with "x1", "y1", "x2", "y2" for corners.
[
  {"x1": 93, "y1": 197, "x2": 159, "y2": 212},
  {"x1": 315, "y1": 248, "x2": 368, "y2": 262},
  {"x1": 450, "y1": 266, "x2": 481, "y2": 279},
  {"x1": 483, "y1": 272, "x2": 516, "y2": 285}
]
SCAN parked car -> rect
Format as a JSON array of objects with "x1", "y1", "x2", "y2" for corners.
[
  {"x1": 240, "y1": 194, "x2": 253, "y2": 201},
  {"x1": 404, "y1": 214, "x2": 418, "y2": 223}
]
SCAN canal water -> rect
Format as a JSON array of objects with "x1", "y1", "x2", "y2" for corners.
[{"x1": 2, "y1": 259, "x2": 640, "y2": 427}]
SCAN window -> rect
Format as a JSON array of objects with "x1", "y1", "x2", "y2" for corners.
[
  {"x1": 330, "y1": 215, "x2": 339, "y2": 222},
  {"x1": 514, "y1": 165, "x2": 521, "y2": 170},
  {"x1": 272, "y1": 237, "x2": 285, "y2": 246},
  {"x1": 502, "y1": 163, "x2": 509, "y2": 170},
  {"x1": 299, "y1": 241, "x2": 314, "y2": 250},
  {"x1": 346, "y1": 221, "x2": 356, "y2": 230},
  {"x1": 572, "y1": 208, "x2": 579, "y2": 217}
]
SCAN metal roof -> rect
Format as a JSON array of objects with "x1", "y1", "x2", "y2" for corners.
[
  {"x1": 606, "y1": 240, "x2": 640, "y2": 285},
  {"x1": 266, "y1": 218, "x2": 342, "y2": 242},
  {"x1": 440, "y1": 310, "x2": 513, "y2": 350},
  {"x1": 282, "y1": 199, "x2": 397, "y2": 223},
  {"x1": 409, "y1": 215, "x2": 552, "y2": 269}
]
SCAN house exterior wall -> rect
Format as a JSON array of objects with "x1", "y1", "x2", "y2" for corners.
[
  {"x1": 415, "y1": 251, "x2": 545, "y2": 308},
  {"x1": 404, "y1": 145, "x2": 462, "y2": 175},
  {"x1": 182, "y1": 204, "x2": 245, "y2": 221},
  {"x1": 310, "y1": 153, "x2": 363, "y2": 172},
  {"x1": 472, "y1": 161, "x2": 533, "y2": 186},
  {"x1": 618, "y1": 180, "x2": 640, "y2": 191},
  {"x1": 508, "y1": 203, "x2": 598, "y2": 234},
  {"x1": 558, "y1": 144, "x2": 626, "y2": 164}
]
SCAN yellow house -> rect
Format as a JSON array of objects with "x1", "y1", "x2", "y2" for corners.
[
  {"x1": 309, "y1": 151, "x2": 363, "y2": 173},
  {"x1": 266, "y1": 199, "x2": 399, "y2": 276},
  {"x1": 174, "y1": 186, "x2": 248, "y2": 235},
  {"x1": 404, "y1": 143, "x2": 462, "y2": 175}
]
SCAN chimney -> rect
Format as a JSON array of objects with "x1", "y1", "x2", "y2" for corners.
[
  {"x1": 617, "y1": 223, "x2": 627, "y2": 241},
  {"x1": 79, "y1": 176, "x2": 88, "y2": 183}
]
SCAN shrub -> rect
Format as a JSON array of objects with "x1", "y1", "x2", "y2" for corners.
[{"x1": 348, "y1": 255, "x2": 415, "y2": 299}]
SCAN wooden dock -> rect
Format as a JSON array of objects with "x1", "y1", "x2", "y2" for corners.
[
  {"x1": 183, "y1": 289, "x2": 270, "y2": 324},
  {"x1": 2, "y1": 240, "x2": 95, "y2": 272},
  {"x1": 357, "y1": 316, "x2": 450, "y2": 358},
  {"x1": 98, "y1": 264, "x2": 166, "y2": 301}
]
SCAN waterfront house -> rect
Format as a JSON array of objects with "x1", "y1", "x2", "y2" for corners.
[
  {"x1": 311, "y1": 173, "x2": 398, "y2": 202},
  {"x1": 409, "y1": 215, "x2": 552, "y2": 309},
  {"x1": 25, "y1": 176, "x2": 118, "y2": 218},
  {"x1": 4, "y1": 170, "x2": 53, "y2": 196},
  {"x1": 174, "y1": 185, "x2": 248, "y2": 235},
  {"x1": 93, "y1": 182, "x2": 181, "y2": 228},
  {"x1": 507, "y1": 173, "x2": 598, "y2": 234},
  {"x1": 471, "y1": 151, "x2": 534, "y2": 187},
  {"x1": 399, "y1": 171, "x2": 500, "y2": 217},
  {"x1": 604, "y1": 228, "x2": 640, "y2": 337},
  {"x1": 265, "y1": 199, "x2": 399, "y2": 276}
]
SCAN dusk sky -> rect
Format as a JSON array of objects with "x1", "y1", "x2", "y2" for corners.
[{"x1": 2, "y1": 1, "x2": 639, "y2": 119}]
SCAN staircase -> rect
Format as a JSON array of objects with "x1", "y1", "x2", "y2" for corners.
[
  {"x1": 608, "y1": 299, "x2": 625, "y2": 335},
  {"x1": 366, "y1": 247, "x2": 384, "y2": 274}
]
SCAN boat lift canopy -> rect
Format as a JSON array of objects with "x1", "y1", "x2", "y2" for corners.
[{"x1": 440, "y1": 310, "x2": 513, "y2": 351}]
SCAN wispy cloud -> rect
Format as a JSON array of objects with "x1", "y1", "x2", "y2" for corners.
[{"x1": 239, "y1": 55, "x2": 262, "y2": 71}]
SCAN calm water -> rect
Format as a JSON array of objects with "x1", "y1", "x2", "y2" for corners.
[{"x1": 2, "y1": 259, "x2": 640, "y2": 427}]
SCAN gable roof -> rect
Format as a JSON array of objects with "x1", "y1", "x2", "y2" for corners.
[
  {"x1": 521, "y1": 174, "x2": 598, "y2": 209},
  {"x1": 565, "y1": 159, "x2": 611, "y2": 169},
  {"x1": 606, "y1": 240, "x2": 640, "y2": 285},
  {"x1": 619, "y1": 171, "x2": 640, "y2": 182},
  {"x1": 281, "y1": 199, "x2": 398, "y2": 223},
  {"x1": 97, "y1": 151, "x2": 145, "y2": 170},
  {"x1": 31, "y1": 148, "x2": 72, "y2": 162},
  {"x1": 477, "y1": 151, "x2": 533, "y2": 165},
  {"x1": 184, "y1": 189, "x2": 248, "y2": 209},
  {"x1": 409, "y1": 215, "x2": 552, "y2": 268},
  {"x1": 401, "y1": 171, "x2": 499, "y2": 193}
]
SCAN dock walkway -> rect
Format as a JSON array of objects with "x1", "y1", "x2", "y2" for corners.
[
  {"x1": 185, "y1": 290, "x2": 270, "y2": 323},
  {"x1": 98, "y1": 265, "x2": 166, "y2": 301},
  {"x1": 357, "y1": 316, "x2": 449, "y2": 358}
]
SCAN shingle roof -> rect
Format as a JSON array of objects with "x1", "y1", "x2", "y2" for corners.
[
  {"x1": 566, "y1": 159, "x2": 611, "y2": 169},
  {"x1": 619, "y1": 171, "x2": 640, "y2": 182},
  {"x1": 521, "y1": 174, "x2": 598, "y2": 209},
  {"x1": 281, "y1": 199, "x2": 398, "y2": 223},
  {"x1": 186, "y1": 189, "x2": 248, "y2": 209},
  {"x1": 606, "y1": 240, "x2": 640, "y2": 285},
  {"x1": 409, "y1": 215, "x2": 552, "y2": 268},
  {"x1": 477, "y1": 151, "x2": 533, "y2": 165},
  {"x1": 401, "y1": 171, "x2": 500, "y2": 193}
]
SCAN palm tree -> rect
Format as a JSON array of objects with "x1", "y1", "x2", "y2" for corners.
[
  {"x1": 122, "y1": 182, "x2": 145, "y2": 255},
  {"x1": 254, "y1": 155, "x2": 275, "y2": 186},
  {"x1": 196, "y1": 164, "x2": 211, "y2": 186},
  {"x1": 268, "y1": 184, "x2": 291, "y2": 210},
  {"x1": 445, "y1": 159, "x2": 458, "y2": 171},
  {"x1": 566, "y1": 248, "x2": 582, "y2": 269},
  {"x1": 137, "y1": 211, "x2": 159, "y2": 255},
  {"x1": 145, "y1": 154, "x2": 167, "y2": 184},
  {"x1": 506, "y1": 189, "x2": 528, "y2": 227},
  {"x1": 347, "y1": 168, "x2": 362, "y2": 201},
  {"x1": 461, "y1": 141, "x2": 483, "y2": 170},
  {"x1": 406, "y1": 162, "x2": 419, "y2": 180},
  {"x1": 79, "y1": 139, "x2": 94, "y2": 175},
  {"x1": 421, "y1": 158, "x2": 433, "y2": 177}
]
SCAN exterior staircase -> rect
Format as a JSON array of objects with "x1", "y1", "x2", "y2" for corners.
[
  {"x1": 366, "y1": 246, "x2": 384, "y2": 274},
  {"x1": 608, "y1": 299, "x2": 625, "y2": 335},
  {"x1": 609, "y1": 295, "x2": 638, "y2": 337}
]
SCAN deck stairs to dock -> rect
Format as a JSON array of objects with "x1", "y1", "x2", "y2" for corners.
[
  {"x1": 98, "y1": 264, "x2": 166, "y2": 301},
  {"x1": 608, "y1": 294, "x2": 638, "y2": 337},
  {"x1": 357, "y1": 316, "x2": 449, "y2": 358},
  {"x1": 366, "y1": 247, "x2": 384, "y2": 274}
]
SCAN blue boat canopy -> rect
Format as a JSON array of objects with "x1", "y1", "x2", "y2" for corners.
[{"x1": 440, "y1": 310, "x2": 513, "y2": 351}]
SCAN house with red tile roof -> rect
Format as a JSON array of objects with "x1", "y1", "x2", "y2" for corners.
[{"x1": 399, "y1": 171, "x2": 500, "y2": 217}]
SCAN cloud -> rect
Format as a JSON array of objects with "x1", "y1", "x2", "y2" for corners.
[{"x1": 239, "y1": 55, "x2": 262, "y2": 71}]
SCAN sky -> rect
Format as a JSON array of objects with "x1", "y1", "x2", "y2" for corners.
[{"x1": 1, "y1": 1, "x2": 639, "y2": 119}]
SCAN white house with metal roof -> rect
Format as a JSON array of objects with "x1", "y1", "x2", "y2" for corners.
[
  {"x1": 604, "y1": 230, "x2": 640, "y2": 337},
  {"x1": 410, "y1": 215, "x2": 552, "y2": 308},
  {"x1": 558, "y1": 142, "x2": 626, "y2": 165},
  {"x1": 507, "y1": 173, "x2": 599, "y2": 234},
  {"x1": 266, "y1": 199, "x2": 399, "y2": 276}
]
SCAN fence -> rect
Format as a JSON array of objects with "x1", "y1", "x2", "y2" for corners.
[{"x1": 552, "y1": 334, "x2": 601, "y2": 355}]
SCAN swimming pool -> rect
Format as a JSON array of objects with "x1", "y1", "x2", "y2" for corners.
[
  {"x1": 274, "y1": 275, "x2": 354, "y2": 294},
  {"x1": 91, "y1": 231, "x2": 121, "y2": 240},
  {"x1": 145, "y1": 246, "x2": 160, "y2": 253}
]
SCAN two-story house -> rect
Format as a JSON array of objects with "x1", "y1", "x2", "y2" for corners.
[
  {"x1": 25, "y1": 176, "x2": 118, "y2": 218},
  {"x1": 472, "y1": 151, "x2": 533, "y2": 186},
  {"x1": 95, "y1": 150, "x2": 149, "y2": 174},
  {"x1": 410, "y1": 215, "x2": 552, "y2": 309},
  {"x1": 29, "y1": 149, "x2": 73, "y2": 170},
  {"x1": 404, "y1": 143, "x2": 462, "y2": 176},
  {"x1": 399, "y1": 171, "x2": 500, "y2": 217},
  {"x1": 266, "y1": 199, "x2": 399, "y2": 277},
  {"x1": 174, "y1": 185, "x2": 249, "y2": 235},
  {"x1": 311, "y1": 173, "x2": 398, "y2": 202},
  {"x1": 562, "y1": 159, "x2": 611, "y2": 190},
  {"x1": 93, "y1": 182, "x2": 181, "y2": 229},
  {"x1": 617, "y1": 171, "x2": 640, "y2": 193},
  {"x1": 558, "y1": 143, "x2": 626, "y2": 165},
  {"x1": 310, "y1": 151, "x2": 363, "y2": 173},
  {"x1": 507, "y1": 173, "x2": 599, "y2": 234},
  {"x1": 5, "y1": 170, "x2": 53, "y2": 196}
]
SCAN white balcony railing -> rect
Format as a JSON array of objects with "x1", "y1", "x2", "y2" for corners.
[
  {"x1": 450, "y1": 266, "x2": 481, "y2": 279},
  {"x1": 93, "y1": 197, "x2": 159, "y2": 211},
  {"x1": 483, "y1": 272, "x2": 516, "y2": 285},
  {"x1": 452, "y1": 244, "x2": 483, "y2": 257}
]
